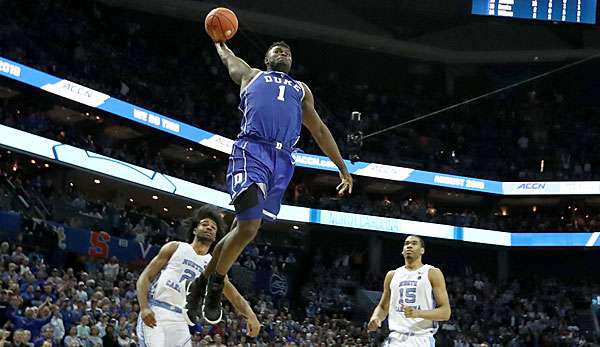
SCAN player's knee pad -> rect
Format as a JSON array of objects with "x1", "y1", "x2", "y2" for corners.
[{"x1": 234, "y1": 184, "x2": 265, "y2": 221}]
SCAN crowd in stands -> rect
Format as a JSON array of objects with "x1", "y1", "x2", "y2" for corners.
[
  {"x1": 436, "y1": 273, "x2": 597, "y2": 347},
  {"x1": 0, "y1": 232, "x2": 596, "y2": 346},
  {"x1": 0, "y1": 155, "x2": 598, "y2": 345},
  {"x1": 3, "y1": 0, "x2": 600, "y2": 183},
  {"x1": 237, "y1": 243, "x2": 298, "y2": 274}
]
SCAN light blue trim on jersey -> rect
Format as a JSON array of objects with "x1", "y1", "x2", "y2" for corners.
[
  {"x1": 5, "y1": 56, "x2": 600, "y2": 196},
  {"x1": 136, "y1": 317, "x2": 149, "y2": 347},
  {"x1": 181, "y1": 336, "x2": 192, "y2": 347},
  {"x1": 150, "y1": 299, "x2": 183, "y2": 314}
]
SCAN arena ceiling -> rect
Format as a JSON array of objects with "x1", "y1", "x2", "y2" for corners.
[{"x1": 99, "y1": 0, "x2": 600, "y2": 63}]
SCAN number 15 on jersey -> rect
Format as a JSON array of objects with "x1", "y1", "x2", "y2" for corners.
[
  {"x1": 399, "y1": 286, "x2": 416, "y2": 303},
  {"x1": 395, "y1": 287, "x2": 417, "y2": 312}
]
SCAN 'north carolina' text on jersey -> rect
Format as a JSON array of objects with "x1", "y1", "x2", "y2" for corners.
[
  {"x1": 238, "y1": 71, "x2": 305, "y2": 149},
  {"x1": 148, "y1": 242, "x2": 211, "y2": 320}
]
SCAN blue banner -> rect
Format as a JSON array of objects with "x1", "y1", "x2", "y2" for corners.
[
  {"x1": 0, "y1": 124, "x2": 598, "y2": 247},
  {"x1": 64, "y1": 228, "x2": 159, "y2": 263},
  {"x1": 0, "y1": 211, "x2": 22, "y2": 237},
  {"x1": 0, "y1": 211, "x2": 159, "y2": 262},
  {"x1": 255, "y1": 271, "x2": 291, "y2": 298},
  {"x1": 0, "y1": 56, "x2": 502, "y2": 196},
  {"x1": 6, "y1": 56, "x2": 600, "y2": 196}
]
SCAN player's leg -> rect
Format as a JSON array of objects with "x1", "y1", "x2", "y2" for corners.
[
  {"x1": 382, "y1": 332, "x2": 409, "y2": 347},
  {"x1": 202, "y1": 185, "x2": 264, "y2": 323},
  {"x1": 137, "y1": 314, "x2": 166, "y2": 347},
  {"x1": 261, "y1": 150, "x2": 295, "y2": 222},
  {"x1": 214, "y1": 186, "x2": 264, "y2": 274},
  {"x1": 201, "y1": 141, "x2": 271, "y2": 324},
  {"x1": 384, "y1": 334, "x2": 435, "y2": 347},
  {"x1": 165, "y1": 321, "x2": 193, "y2": 347},
  {"x1": 140, "y1": 322, "x2": 192, "y2": 347},
  {"x1": 139, "y1": 309, "x2": 193, "y2": 347},
  {"x1": 185, "y1": 219, "x2": 238, "y2": 322},
  {"x1": 415, "y1": 335, "x2": 435, "y2": 347}
]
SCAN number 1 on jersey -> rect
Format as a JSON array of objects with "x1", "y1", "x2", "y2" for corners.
[{"x1": 277, "y1": 85, "x2": 286, "y2": 101}]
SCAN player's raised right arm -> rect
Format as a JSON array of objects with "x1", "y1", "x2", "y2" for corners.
[
  {"x1": 368, "y1": 270, "x2": 395, "y2": 332},
  {"x1": 136, "y1": 241, "x2": 179, "y2": 327},
  {"x1": 215, "y1": 43, "x2": 260, "y2": 86}
]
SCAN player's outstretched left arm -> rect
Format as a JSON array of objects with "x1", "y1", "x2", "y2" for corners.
[
  {"x1": 223, "y1": 277, "x2": 261, "y2": 337},
  {"x1": 404, "y1": 268, "x2": 451, "y2": 321},
  {"x1": 301, "y1": 82, "x2": 353, "y2": 196}
]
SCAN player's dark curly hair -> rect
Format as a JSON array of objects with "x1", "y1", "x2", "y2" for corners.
[
  {"x1": 265, "y1": 41, "x2": 291, "y2": 55},
  {"x1": 178, "y1": 205, "x2": 227, "y2": 245}
]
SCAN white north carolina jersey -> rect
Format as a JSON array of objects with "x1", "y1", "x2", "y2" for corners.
[
  {"x1": 149, "y1": 242, "x2": 211, "y2": 309},
  {"x1": 388, "y1": 264, "x2": 438, "y2": 336}
]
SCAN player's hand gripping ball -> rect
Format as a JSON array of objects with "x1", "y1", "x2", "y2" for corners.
[{"x1": 205, "y1": 8, "x2": 238, "y2": 43}]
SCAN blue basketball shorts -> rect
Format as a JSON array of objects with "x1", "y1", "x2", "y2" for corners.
[{"x1": 226, "y1": 139, "x2": 295, "y2": 221}]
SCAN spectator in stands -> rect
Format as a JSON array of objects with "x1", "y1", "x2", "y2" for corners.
[
  {"x1": 6, "y1": 301, "x2": 54, "y2": 339},
  {"x1": 32, "y1": 326, "x2": 56, "y2": 347},
  {"x1": 86, "y1": 326, "x2": 103, "y2": 347},
  {"x1": 63, "y1": 327, "x2": 83, "y2": 347},
  {"x1": 76, "y1": 315, "x2": 91, "y2": 340},
  {"x1": 102, "y1": 257, "x2": 119, "y2": 284},
  {"x1": 48, "y1": 304, "x2": 64, "y2": 344}
]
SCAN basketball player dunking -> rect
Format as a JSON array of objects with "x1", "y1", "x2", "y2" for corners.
[
  {"x1": 187, "y1": 41, "x2": 354, "y2": 324},
  {"x1": 136, "y1": 206, "x2": 260, "y2": 347},
  {"x1": 368, "y1": 235, "x2": 451, "y2": 347}
]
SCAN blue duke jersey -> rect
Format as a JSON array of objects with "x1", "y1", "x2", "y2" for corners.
[
  {"x1": 226, "y1": 70, "x2": 305, "y2": 221},
  {"x1": 148, "y1": 242, "x2": 211, "y2": 320},
  {"x1": 238, "y1": 70, "x2": 304, "y2": 148},
  {"x1": 388, "y1": 264, "x2": 438, "y2": 336}
]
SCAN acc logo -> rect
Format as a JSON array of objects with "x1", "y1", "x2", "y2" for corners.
[
  {"x1": 356, "y1": 164, "x2": 413, "y2": 181},
  {"x1": 517, "y1": 183, "x2": 546, "y2": 190},
  {"x1": 41, "y1": 79, "x2": 109, "y2": 107},
  {"x1": 269, "y1": 273, "x2": 288, "y2": 296}
]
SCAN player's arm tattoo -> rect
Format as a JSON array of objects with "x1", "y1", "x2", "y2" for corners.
[{"x1": 215, "y1": 43, "x2": 260, "y2": 86}]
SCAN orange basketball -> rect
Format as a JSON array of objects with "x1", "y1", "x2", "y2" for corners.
[{"x1": 205, "y1": 8, "x2": 238, "y2": 43}]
